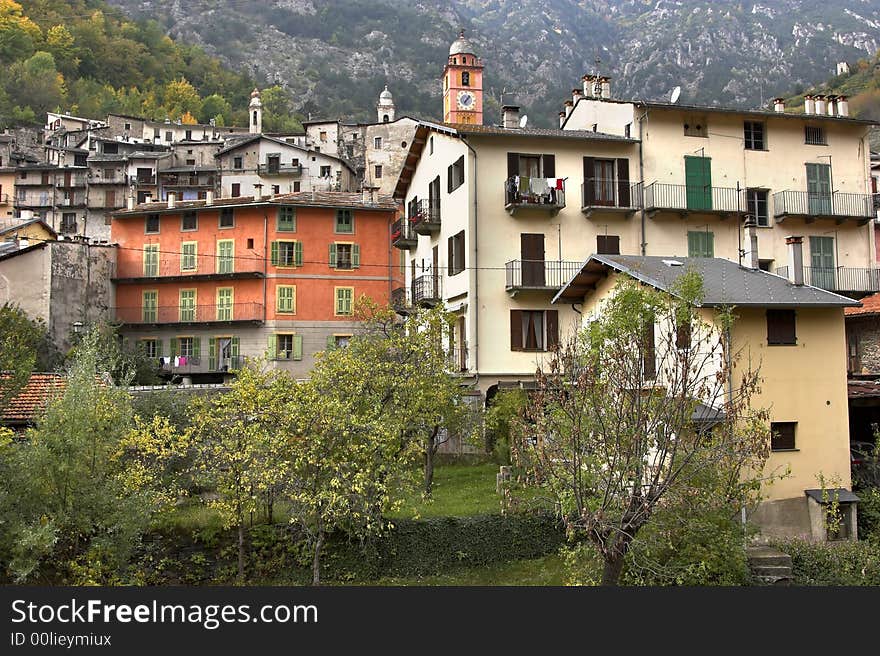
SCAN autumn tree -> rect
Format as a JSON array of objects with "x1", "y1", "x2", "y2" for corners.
[
  {"x1": 513, "y1": 273, "x2": 772, "y2": 585},
  {"x1": 0, "y1": 304, "x2": 59, "y2": 413}
]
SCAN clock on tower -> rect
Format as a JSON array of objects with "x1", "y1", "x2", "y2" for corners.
[{"x1": 442, "y1": 30, "x2": 484, "y2": 125}]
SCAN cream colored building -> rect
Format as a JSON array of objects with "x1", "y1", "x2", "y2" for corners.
[
  {"x1": 562, "y1": 84, "x2": 878, "y2": 291},
  {"x1": 554, "y1": 253, "x2": 859, "y2": 541}
]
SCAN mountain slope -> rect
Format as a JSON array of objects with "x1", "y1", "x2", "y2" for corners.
[{"x1": 105, "y1": 0, "x2": 880, "y2": 127}]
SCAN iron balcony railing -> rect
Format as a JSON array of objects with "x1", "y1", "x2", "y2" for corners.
[
  {"x1": 116, "y1": 302, "x2": 264, "y2": 325},
  {"x1": 643, "y1": 182, "x2": 742, "y2": 213},
  {"x1": 89, "y1": 174, "x2": 128, "y2": 185},
  {"x1": 581, "y1": 180, "x2": 642, "y2": 209},
  {"x1": 160, "y1": 174, "x2": 217, "y2": 187},
  {"x1": 390, "y1": 286, "x2": 412, "y2": 312},
  {"x1": 391, "y1": 217, "x2": 418, "y2": 249},
  {"x1": 134, "y1": 175, "x2": 157, "y2": 186},
  {"x1": 14, "y1": 191, "x2": 53, "y2": 207},
  {"x1": 504, "y1": 176, "x2": 566, "y2": 210},
  {"x1": 115, "y1": 252, "x2": 265, "y2": 280},
  {"x1": 447, "y1": 344, "x2": 469, "y2": 373},
  {"x1": 257, "y1": 163, "x2": 303, "y2": 176},
  {"x1": 505, "y1": 260, "x2": 583, "y2": 291},
  {"x1": 412, "y1": 273, "x2": 441, "y2": 305},
  {"x1": 410, "y1": 199, "x2": 441, "y2": 234},
  {"x1": 774, "y1": 266, "x2": 880, "y2": 293},
  {"x1": 772, "y1": 190, "x2": 875, "y2": 220}
]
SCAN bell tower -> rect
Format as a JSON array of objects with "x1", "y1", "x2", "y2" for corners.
[
  {"x1": 249, "y1": 88, "x2": 262, "y2": 134},
  {"x1": 442, "y1": 30, "x2": 484, "y2": 125}
]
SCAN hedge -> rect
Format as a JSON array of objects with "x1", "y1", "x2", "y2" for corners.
[
  {"x1": 773, "y1": 538, "x2": 880, "y2": 586},
  {"x1": 134, "y1": 512, "x2": 565, "y2": 584}
]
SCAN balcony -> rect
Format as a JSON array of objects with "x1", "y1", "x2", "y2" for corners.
[
  {"x1": 505, "y1": 260, "x2": 583, "y2": 295},
  {"x1": 56, "y1": 176, "x2": 87, "y2": 188},
  {"x1": 89, "y1": 174, "x2": 128, "y2": 185},
  {"x1": 391, "y1": 286, "x2": 413, "y2": 315},
  {"x1": 412, "y1": 274, "x2": 441, "y2": 306},
  {"x1": 257, "y1": 163, "x2": 303, "y2": 177},
  {"x1": 581, "y1": 180, "x2": 641, "y2": 217},
  {"x1": 14, "y1": 192, "x2": 53, "y2": 208},
  {"x1": 115, "y1": 302, "x2": 264, "y2": 327},
  {"x1": 504, "y1": 177, "x2": 565, "y2": 216},
  {"x1": 772, "y1": 191, "x2": 875, "y2": 225},
  {"x1": 58, "y1": 192, "x2": 87, "y2": 207},
  {"x1": 159, "y1": 356, "x2": 245, "y2": 375},
  {"x1": 133, "y1": 176, "x2": 157, "y2": 186},
  {"x1": 643, "y1": 182, "x2": 742, "y2": 217},
  {"x1": 447, "y1": 344, "x2": 469, "y2": 373},
  {"x1": 410, "y1": 199, "x2": 441, "y2": 235},
  {"x1": 114, "y1": 253, "x2": 265, "y2": 283},
  {"x1": 160, "y1": 174, "x2": 216, "y2": 188},
  {"x1": 774, "y1": 266, "x2": 880, "y2": 294},
  {"x1": 391, "y1": 217, "x2": 418, "y2": 249}
]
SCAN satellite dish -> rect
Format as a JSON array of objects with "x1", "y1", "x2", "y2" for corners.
[
  {"x1": 670, "y1": 86, "x2": 681, "y2": 104},
  {"x1": 519, "y1": 114, "x2": 529, "y2": 128}
]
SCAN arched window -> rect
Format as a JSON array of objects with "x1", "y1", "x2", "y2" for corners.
[
  {"x1": 253, "y1": 110, "x2": 258, "y2": 124},
  {"x1": 462, "y1": 71, "x2": 470, "y2": 87},
  {"x1": 383, "y1": 114, "x2": 389, "y2": 123}
]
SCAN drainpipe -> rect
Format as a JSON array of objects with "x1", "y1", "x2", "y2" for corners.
[
  {"x1": 637, "y1": 108, "x2": 648, "y2": 255},
  {"x1": 462, "y1": 135, "x2": 479, "y2": 374}
]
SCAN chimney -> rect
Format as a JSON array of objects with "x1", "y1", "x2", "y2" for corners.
[
  {"x1": 253, "y1": 183, "x2": 263, "y2": 201},
  {"x1": 502, "y1": 105, "x2": 520, "y2": 129},
  {"x1": 563, "y1": 100, "x2": 573, "y2": 118},
  {"x1": 743, "y1": 216, "x2": 759, "y2": 269},
  {"x1": 582, "y1": 74, "x2": 596, "y2": 98},
  {"x1": 205, "y1": 190, "x2": 214, "y2": 205},
  {"x1": 773, "y1": 97, "x2": 785, "y2": 113},
  {"x1": 814, "y1": 95, "x2": 826, "y2": 115},
  {"x1": 126, "y1": 195, "x2": 135, "y2": 211},
  {"x1": 600, "y1": 76, "x2": 611, "y2": 99},
  {"x1": 786, "y1": 235, "x2": 805, "y2": 286},
  {"x1": 837, "y1": 95, "x2": 849, "y2": 117},
  {"x1": 167, "y1": 191, "x2": 176, "y2": 209},
  {"x1": 144, "y1": 193, "x2": 152, "y2": 204},
  {"x1": 559, "y1": 111, "x2": 566, "y2": 128},
  {"x1": 826, "y1": 94, "x2": 837, "y2": 116},
  {"x1": 572, "y1": 88, "x2": 583, "y2": 105},
  {"x1": 804, "y1": 95, "x2": 815, "y2": 115}
]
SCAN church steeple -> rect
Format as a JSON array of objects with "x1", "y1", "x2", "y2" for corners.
[
  {"x1": 442, "y1": 30, "x2": 484, "y2": 125},
  {"x1": 249, "y1": 88, "x2": 262, "y2": 134},
  {"x1": 377, "y1": 85, "x2": 395, "y2": 123}
]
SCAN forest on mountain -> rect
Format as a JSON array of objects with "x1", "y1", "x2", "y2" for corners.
[{"x1": 0, "y1": 0, "x2": 302, "y2": 130}]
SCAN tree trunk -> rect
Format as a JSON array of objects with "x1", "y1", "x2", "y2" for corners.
[
  {"x1": 237, "y1": 523, "x2": 245, "y2": 583},
  {"x1": 601, "y1": 552, "x2": 626, "y2": 586},
  {"x1": 424, "y1": 434, "x2": 436, "y2": 496},
  {"x1": 267, "y1": 491, "x2": 274, "y2": 524},
  {"x1": 311, "y1": 530, "x2": 324, "y2": 586}
]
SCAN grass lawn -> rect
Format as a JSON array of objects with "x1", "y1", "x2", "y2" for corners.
[
  {"x1": 370, "y1": 553, "x2": 569, "y2": 586},
  {"x1": 391, "y1": 463, "x2": 502, "y2": 518}
]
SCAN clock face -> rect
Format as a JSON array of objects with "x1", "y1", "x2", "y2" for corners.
[{"x1": 457, "y1": 90, "x2": 475, "y2": 109}]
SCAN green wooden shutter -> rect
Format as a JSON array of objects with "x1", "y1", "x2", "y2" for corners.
[
  {"x1": 706, "y1": 232, "x2": 714, "y2": 257},
  {"x1": 293, "y1": 334, "x2": 303, "y2": 361},
  {"x1": 231, "y1": 336, "x2": 240, "y2": 357},
  {"x1": 352, "y1": 243, "x2": 360, "y2": 268},
  {"x1": 684, "y1": 156, "x2": 712, "y2": 210},
  {"x1": 208, "y1": 337, "x2": 216, "y2": 370},
  {"x1": 193, "y1": 337, "x2": 200, "y2": 358},
  {"x1": 267, "y1": 334, "x2": 277, "y2": 359},
  {"x1": 270, "y1": 241, "x2": 279, "y2": 266},
  {"x1": 329, "y1": 243, "x2": 337, "y2": 267},
  {"x1": 327, "y1": 334, "x2": 336, "y2": 350},
  {"x1": 170, "y1": 337, "x2": 178, "y2": 357},
  {"x1": 155, "y1": 339, "x2": 162, "y2": 357},
  {"x1": 294, "y1": 241, "x2": 303, "y2": 267}
]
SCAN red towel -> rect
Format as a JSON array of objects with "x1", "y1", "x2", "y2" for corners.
[{"x1": 555, "y1": 178, "x2": 563, "y2": 190}]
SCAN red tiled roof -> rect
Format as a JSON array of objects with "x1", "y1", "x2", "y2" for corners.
[
  {"x1": 845, "y1": 293, "x2": 879, "y2": 316},
  {"x1": 848, "y1": 379, "x2": 880, "y2": 399},
  {"x1": 1, "y1": 373, "x2": 67, "y2": 425}
]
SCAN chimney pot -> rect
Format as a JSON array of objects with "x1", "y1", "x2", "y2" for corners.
[
  {"x1": 837, "y1": 95, "x2": 849, "y2": 117},
  {"x1": 126, "y1": 195, "x2": 134, "y2": 211},
  {"x1": 773, "y1": 97, "x2": 785, "y2": 113},
  {"x1": 786, "y1": 235, "x2": 805, "y2": 286},
  {"x1": 804, "y1": 95, "x2": 815, "y2": 115},
  {"x1": 563, "y1": 100, "x2": 573, "y2": 118},
  {"x1": 826, "y1": 94, "x2": 837, "y2": 116},
  {"x1": 600, "y1": 76, "x2": 611, "y2": 99},
  {"x1": 502, "y1": 105, "x2": 521, "y2": 129},
  {"x1": 559, "y1": 111, "x2": 566, "y2": 128},
  {"x1": 253, "y1": 183, "x2": 263, "y2": 201},
  {"x1": 205, "y1": 190, "x2": 214, "y2": 205},
  {"x1": 582, "y1": 74, "x2": 596, "y2": 98},
  {"x1": 167, "y1": 191, "x2": 176, "y2": 209},
  {"x1": 814, "y1": 95, "x2": 827, "y2": 115}
]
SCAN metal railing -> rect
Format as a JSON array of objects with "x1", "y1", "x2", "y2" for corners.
[
  {"x1": 412, "y1": 274, "x2": 441, "y2": 304},
  {"x1": 115, "y1": 302, "x2": 264, "y2": 324},
  {"x1": 505, "y1": 260, "x2": 583, "y2": 290},
  {"x1": 391, "y1": 286, "x2": 411, "y2": 310},
  {"x1": 772, "y1": 190, "x2": 874, "y2": 219},
  {"x1": 89, "y1": 174, "x2": 128, "y2": 185},
  {"x1": 643, "y1": 182, "x2": 742, "y2": 213},
  {"x1": 160, "y1": 174, "x2": 216, "y2": 187},
  {"x1": 774, "y1": 266, "x2": 880, "y2": 293},
  {"x1": 134, "y1": 176, "x2": 157, "y2": 186},
  {"x1": 391, "y1": 217, "x2": 417, "y2": 247},
  {"x1": 504, "y1": 177, "x2": 566, "y2": 209},
  {"x1": 257, "y1": 163, "x2": 303, "y2": 176},
  {"x1": 581, "y1": 180, "x2": 641, "y2": 209},
  {"x1": 14, "y1": 191, "x2": 53, "y2": 207},
  {"x1": 410, "y1": 199, "x2": 441, "y2": 233},
  {"x1": 447, "y1": 345, "x2": 469, "y2": 373},
  {"x1": 115, "y1": 253, "x2": 265, "y2": 279}
]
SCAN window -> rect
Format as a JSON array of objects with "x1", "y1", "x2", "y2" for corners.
[
  {"x1": 330, "y1": 243, "x2": 359, "y2": 269},
  {"x1": 273, "y1": 333, "x2": 302, "y2": 360},
  {"x1": 293, "y1": 181, "x2": 301, "y2": 192},
  {"x1": 448, "y1": 230, "x2": 465, "y2": 276},
  {"x1": 373, "y1": 136, "x2": 382, "y2": 149},
  {"x1": 103, "y1": 167, "x2": 115, "y2": 180},
  {"x1": 335, "y1": 287, "x2": 354, "y2": 316},
  {"x1": 104, "y1": 189, "x2": 117, "y2": 208},
  {"x1": 461, "y1": 71, "x2": 470, "y2": 87},
  {"x1": 624, "y1": 123, "x2": 632, "y2": 139},
  {"x1": 186, "y1": 158, "x2": 196, "y2": 166},
  {"x1": 272, "y1": 185, "x2": 280, "y2": 194},
  {"x1": 145, "y1": 213, "x2": 160, "y2": 234},
  {"x1": 216, "y1": 239, "x2": 234, "y2": 274},
  {"x1": 180, "y1": 242, "x2": 197, "y2": 271},
  {"x1": 335, "y1": 209, "x2": 354, "y2": 233},
  {"x1": 153, "y1": 128, "x2": 160, "y2": 139},
  {"x1": 334, "y1": 335, "x2": 352, "y2": 348},
  {"x1": 140, "y1": 338, "x2": 158, "y2": 358},
  {"x1": 510, "y1": 310, "x2": 558, "y2": 352},
  {"x1": 771, "y1": 422, "x2": 796, "y2": 451},
  {"x1": 744, "y1": 121, "x2": 766, "y2": 150},
  {"x1": 124, "y1": 123, "x2": 131, "y2": 131},
  {"x1": 277, "y1": 206, "x2": 296, "y2": 231},
  {"x1": 276, "y1": 285, "x2": 296, "y2": 314},
  {"x1": 143, "y1": 244, "x2": 160, "y2": 276},
  {"x1": 448, "y1": 155, "x2": 465, "y2": 192},
  {"x1": 805, "y1": 126, "x2": 826, "y2": 146},
  {"x1": 103, "y1": 142, "x2": 118, "y2": 154},
  {"x1": 596, "y1": 235, "x2": 620, "y2": 255},
  {"x1": 758, "y1": 259, "x2": 774, "y2": 272},
  {"x1": 767, "y1": 309, "x2": 796, "y2": 345},
  {"x1": 374, "y1": 165, "x2": 383, "y2": 179},
  {"x1": 185, "y1": 130, "x2": 192, "y2": 141},
  {"x1": 320, "y1": 165, "x2": 331, "y2": 177},
  {"x1": 271, "y1": 240, "x2": 302, "y2": 267},
  {"x1": 231, "y1": 183, "x2": 241, "y2": 197},
  {"x1": 683, "y1": 115, "x2": 708, "y2": 137},
  {"x1": 219, "y1": 208, "x2": 234, "y2": 228},
  {"x1": 246, "y1": 238, "x2": 254, "y2": 249},
  {"x1": 594, "y1": 159, "x2": 616, "y2": 205},
  {"x1": 233, "y1": 156, "x2": 243, "y2": 169},
  {"x1": 60, "y1": 213, "x2": 77, "y2": 234},
  {"x1": 429, "y1": 136, "x2": 434, "y2": 154},
  {"x1": 687, "y1": 231, "x2": 714, "y2": 258},
  {"x1": 74, "y1": 153, "x2": 87, "y2": 166},
  {"x1": 182, "y1": 211, "x2": 197, "y2": 231},
  {"x1": 746, "y1": 189, "x2": 769, "y2": 227},
  {"x1": 165, "y1": 131, "x2": 172, "y2": 142},
  {"x1": 216, "y1": 288, "x2": 234, "y2": 321},
  {"x1": 848, "y1": 333, "x2": 860, "y2": 374},
  {"x1": 176, "y1": 336, "x2": 196, "y2": 358},
  {"x1": 320, "y1": 131, "x2": 327, "y2": 142},
  {"x1": 179, "y1": 289, "x2": 196, "y2": 322},
  {"x1": 142, "y1": 290, "x2": 158, "y2": 323}
]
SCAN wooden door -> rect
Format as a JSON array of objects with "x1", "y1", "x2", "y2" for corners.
[
  {"x1": 685, "y1": 156, "x2": 712, "y2": 210},
  {"x1": 521, "y1": 233, "x2": 545, "y2": 287},
  {"x1": 806, "y1": 163, "x2": 832, "y2": 215},
  {"x1": 809, "y1": 235, "x2": 835, "y2": 289}
]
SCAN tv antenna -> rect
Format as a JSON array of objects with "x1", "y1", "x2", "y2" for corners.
[
  {"x1": 519, "y1": 114, "x2": 528, "y2": 128},
  {"x1": 670, "y1": 86, "x2": 681, "y2": 104}
]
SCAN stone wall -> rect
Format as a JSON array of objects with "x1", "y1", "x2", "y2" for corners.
[{"x1": 846, "y1": 315, "x2": 880, "y2": 375}]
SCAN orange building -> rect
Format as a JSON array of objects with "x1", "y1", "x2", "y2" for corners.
[{"x1": 111, "y1": 191, "x2": 399, "y2": 381}]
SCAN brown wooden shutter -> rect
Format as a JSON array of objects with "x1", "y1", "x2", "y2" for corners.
[
  {"x1": 510, "y1": 310, "x2": 523, "y2": 351},
  {"x1": 596, "y1": 235, "x2": 620, "y2": 255},
  {"x1": 767, "y1": 310, "x2": 796, "y2": 345},
  {"x1": 583, "y1": 157, "x2": 596, "y2": 206},
  {"x1": 448, "y1": 235, "x2": 454, "y2": 276},
  {"x1": 447, "y1": 165, "x2": 453, "y2": 192},
  {"x1": 643, "y1": 320, "x2": 656, "y2": 379},
  {"x1": 542, "y1": 154, "x2": 555, "y2": 177},
  {"x1": 546, "y1": 310, "x2": 559, "y2": 350},
  {"x1": 507, "y1": 152, "x2": 519, "y2": 178},
  {"x1": 520, "y1": 233, "x2": 545, "y2": 287},
  {"x1": 617, "y1": 158, "x2": 630, "y2": 207}
]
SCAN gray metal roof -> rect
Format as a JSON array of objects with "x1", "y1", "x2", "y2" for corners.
[
  {"x1": 553, "y1": 255, "x2": 859, "y2": 308},
  {"x1": 448, "y1": 122, "x2": 637, "y2": 142}
]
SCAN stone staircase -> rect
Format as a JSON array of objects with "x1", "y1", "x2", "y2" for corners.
[{"x1": 747, "y1": 546, "x2": 793, "y2": 585}]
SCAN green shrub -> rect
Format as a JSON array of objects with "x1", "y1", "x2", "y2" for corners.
[
  {"x1": 776, "y1": 538, "x2": 880, "y2": 585},
  {"x1": 856, "y1": 487, "x2": 880, "y2": 541}
]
